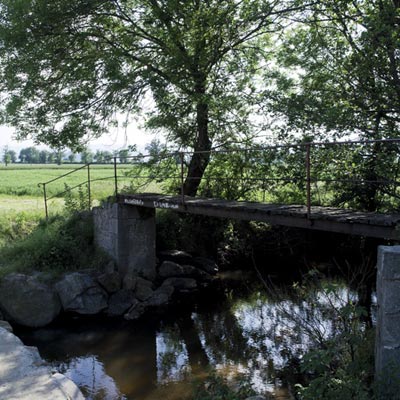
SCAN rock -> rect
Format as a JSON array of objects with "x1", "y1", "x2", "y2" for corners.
[
  {"x1": 0, "y1": 274, "x2": 61, "y2": 328},
  {"x1": 122, "y1": 275, "x2": 138, "y2": 290},
  {"x1": 158, "y1": 250, "x2": 193, "y2": 264},
  {"x1": 134, "y1": 277, "x2": 154, "y2": 301},
  {"x1": 97, "y1": 271, "x2": 121, "y2": 294},
  {"x1": 107, "y1": 290, "x2": 136, "y2": 316},
  {"x1": 245, "y1": 396, "x2": 267, "y2": 400},
  {"x1": 145, "y1": 285, "x2": 174, "y2": 307},
  {"x1": 103, "y1": 260, "x2": 116, "y2": 274},
  {"x1": 0, "y1": 310, "x2": 3, "y2": 320},
  {"x1": 158, "y1": 261, "x2": 184, "y2": 278},
  {"x1": 0, "y1": 321, "x2": 13, "y2": 332},
  {"x1": 181, "y1": 265, "x2": 213, "y2": 281},
  {"x1": 55, "y1": 272, "x2": 108, "y2": 315},
  {"x1": 124, "y1": 299, "x2": 146, "y2": 320},
  {"x1": 0, "y1": 327, "x2": 85, "y2": 400},
  {"x1": 192, "y1": 257, "x2": 219, "y2": 275},
  {"x1": 162, "y1": 277, "x2": 197, "y2": 291},
  {"x1": 159, "y1": 261, "x2": 212, "y2": 281}
]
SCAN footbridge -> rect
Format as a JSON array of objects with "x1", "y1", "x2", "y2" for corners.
[
  {"x1": 38, "y1": 137, "x2": 400, "y2": 244},
  {"x1": 119, "y1": 193, "x2": 400, "y2": 240}
]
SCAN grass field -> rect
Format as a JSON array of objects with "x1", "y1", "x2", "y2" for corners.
[{"x1": 0, "y1": 163, "x2": 162, "y2": 216}]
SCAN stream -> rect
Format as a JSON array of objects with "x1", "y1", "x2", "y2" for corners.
[{"x1": 15, "y1": 270, "x2": 366, "y2": 400}]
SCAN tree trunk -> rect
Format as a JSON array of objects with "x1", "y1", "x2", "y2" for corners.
[{"x1": 182, "y1": 84, "x2": 212, "y2": 197}]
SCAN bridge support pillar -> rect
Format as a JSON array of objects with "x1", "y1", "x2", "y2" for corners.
[
  {"x1": 93, "y1": 203, "x2": 156, "y2": 281},
  {"x1": 376, "y1": 245, "x2": 400, "y2": 393}
]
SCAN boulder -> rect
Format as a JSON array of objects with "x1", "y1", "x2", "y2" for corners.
[
  {"x1": 55, "y1": 272, "x2": 108, "y2": 315},
  {"x1": 0, "y1": 274, "x2": 61, "y2": 328},
  {"x1": 134, "y1": 277, "x2": 154, "y2": 301},
  {"x1": 122, "y1": 275, "x2": 138, "y2": 290},
  {"x1": 124, "y1": 299, "x2": 146, "y2": 320},
  {"x1": 107, "y1": 290, "x2": 136, "y2": 317},
  {"x1": 158, "y1": 250, "x2": 193, "y2": 264},
  {"x1": 145, "y1": 285, "x2": 174, "y2": 307},
  {"x1": 103, "y1": 260, "x2": 116, "y2": 274},
  {"x1": 162, "y1": 277, "x2": 197, "y2": 291},
  {"x1": 245, "y1": 396, "x2": 267, "y2": 400},
  {"x1": 158, "y1": 261, "x2": 183, "y2": 278},
  {"x1": 181, "y1": 265, "x2": 213, "y2": 281},
  {"x1": 159, "y1": 261, "x2": 212, "y2": 281},
  {"x1": 192, "y1": 257, "x2": 219, "y2": 275},
  {"x1": 97, "y1": 271, "x2": 121, "y2": 294},
  {"x1": 0, "y1": 320, "x2": 13, "y2": 332}
]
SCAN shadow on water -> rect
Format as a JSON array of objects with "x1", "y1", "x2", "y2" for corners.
[{"x1": 15, "y1": 270, "x2": 365, "y2": 400}]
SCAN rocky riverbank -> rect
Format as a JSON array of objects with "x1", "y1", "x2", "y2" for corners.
[
  {"x1": 0, "y1": 325, "x2": 84, "y2": 400},
  {"x1": 0, "y1": 250, "x2": 218, "y2": 328}
]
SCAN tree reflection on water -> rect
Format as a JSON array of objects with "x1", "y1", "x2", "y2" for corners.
[{"x1": 17, "y1": 278, "x2": 361, "y2": 399}]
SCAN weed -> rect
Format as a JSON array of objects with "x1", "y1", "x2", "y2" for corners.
[
  {"x1": 192, "y1": 372, "x2": 256, "y2": 400},
  {"x1": 0, "y1": 212, "x2": 109, "y2": 278}
]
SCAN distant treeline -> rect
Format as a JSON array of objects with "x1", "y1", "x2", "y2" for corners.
[{"x1": 1, "y1": 145, "x2": 137, "y2": 165}]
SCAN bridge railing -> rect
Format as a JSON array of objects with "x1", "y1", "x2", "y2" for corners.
[{"x1": 38, "y1": 138, "x2": 400, "y2": 218}]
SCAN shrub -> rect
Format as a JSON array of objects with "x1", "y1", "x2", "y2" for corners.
[
  {"x1": 192, "y1": 373, "x2": 255, "y2": 400},
  {"x1": 0, "y1": 212, "x2": 108, "y2": 278}
]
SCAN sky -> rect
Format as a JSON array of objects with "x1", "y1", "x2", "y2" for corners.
[{"x1": 0, "y1": 121, "x2": 158, "y2": 153}]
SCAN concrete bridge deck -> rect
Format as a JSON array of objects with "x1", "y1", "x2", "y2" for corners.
[{"x1": 119, "y1": 193, "x2": 400, "y2": 240}]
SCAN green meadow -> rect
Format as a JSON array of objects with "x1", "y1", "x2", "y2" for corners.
[{"x1": 0, "y1": 163, "x2": 161, "y2": 216}]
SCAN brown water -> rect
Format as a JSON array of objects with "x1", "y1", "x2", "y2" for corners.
[{"x1": 16, "y1": 273, "x2": 359, "y2": 400}]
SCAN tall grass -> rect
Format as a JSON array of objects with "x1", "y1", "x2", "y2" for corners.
[{"x1": 0, "y1": 212, "x2": 109, "y2": 279}]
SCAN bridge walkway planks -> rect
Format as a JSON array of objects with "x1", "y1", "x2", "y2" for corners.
[{"x1": 118, "y1": 193, "x2": 400, "y2": 240}]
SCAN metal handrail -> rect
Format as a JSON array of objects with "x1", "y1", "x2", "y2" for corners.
[{"x1": 37, "y1": 137, "x2": 400, "y2": 219}]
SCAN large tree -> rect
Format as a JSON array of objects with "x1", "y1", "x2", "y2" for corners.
[
  {"x1": 275, "y1": 0, "x2": 400, "y2": 139},
  {"x1": 269, "y1": 0, "x2": 400, "y2": 211},
  {"x1": 0, "y1": 0, "x2": 309, "y2": 196}
]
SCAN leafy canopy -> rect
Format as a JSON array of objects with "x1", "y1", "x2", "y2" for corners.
[{"x1": 0, "y1": 0, "x2": 305, "y2": 150}]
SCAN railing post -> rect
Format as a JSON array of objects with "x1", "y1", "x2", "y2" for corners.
[
  {"x1": 306, "y1": 143, "x2": 311, "y2": 218},
  {"x1": 87, "y1": 164, "x2": 91, "y2": 210},
  {"x1": 114, "y1": 157, "x2": 118, "y2": 197},
  {"x1": 42, "y1": 183, "x2": 48, "y2": 221},
  {"x1": 180, "y1": 152, "x2": 185, "y2": 205}
]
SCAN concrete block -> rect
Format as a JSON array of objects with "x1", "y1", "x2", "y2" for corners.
[
  {"x1": 376, "y1": 245, "x2": 400, "y2": 379},
  {"x1": 93, "y1": 203, "x2": 156, "y2": 282}
]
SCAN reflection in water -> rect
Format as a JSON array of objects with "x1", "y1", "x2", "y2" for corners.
[
  {"x1": 17, "y1": 279, "x2": 359, "y2": 400},
  {"x1": 59, "y1": 356, "x2": 126, "y2": 400},
  {"x1": 156, "y1": 324, "x2": 190, "y2": 384}
]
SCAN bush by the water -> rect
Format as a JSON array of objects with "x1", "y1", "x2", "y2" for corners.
[
  {"x1": 192, "y1": 373, "x2": 256, "y2": 400},
  {"x1": 0, "y1": 212, "x2": 108, "y2": 278}
]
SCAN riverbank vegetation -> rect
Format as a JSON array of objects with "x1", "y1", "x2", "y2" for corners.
[{"x1": 0, "y1": 212, "x2": 108, "y2": 279}]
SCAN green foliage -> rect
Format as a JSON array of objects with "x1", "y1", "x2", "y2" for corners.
[
  {"x1": 0, "y1": 211, "x2": 42, "y2": 246},
  {"x1": 296, "y1": 331, "x2": 375, "y2": 400},
  {"x1": 0, "y1": 0, "x2": 312, "y2": 196},
  {"x1": 156, "y1": 210, "x2": 227, "y2": 256},
  {"x1": 192, "y1": 373, "x2": 255, "y2": 400},
  {"x1": 0, "y1": 213, "x2": 108, "y2": 277},
  {"x1": 63, "y1": 183, "x2": 90, "y2": 213},
  {"x1": 287, "y1": 273, "x2": 376, "y2": 400}
]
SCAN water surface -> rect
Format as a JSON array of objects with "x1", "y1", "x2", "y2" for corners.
[{"x1": 17, "y1": 272, "x2": 358, "y2": 399}]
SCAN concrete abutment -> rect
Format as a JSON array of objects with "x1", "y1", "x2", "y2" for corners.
[
  {"x1": 93, "y1": 203, "x2": 156, "y2": 281},
  {"x1": 376, "y1": 245, "x2": 400, "y2": 393}
]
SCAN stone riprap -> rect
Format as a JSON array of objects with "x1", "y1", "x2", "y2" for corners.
[
  {"x1": 0, "y1": 327, "x2": 84, "y2": 400},
  {"x1": 0, "y1": 274, "x2": 61, "y2": 328},
  {"x1": 0, "y1": 247, "x2": 218, "y2": 327}
]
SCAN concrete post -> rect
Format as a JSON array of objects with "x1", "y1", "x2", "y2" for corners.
[
  {"x1": 93, "y1": 203, "x2": 156, "y2": 281},
  {"x1": 376, "y1": 245, "x2": 400, "y2": 391}
]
